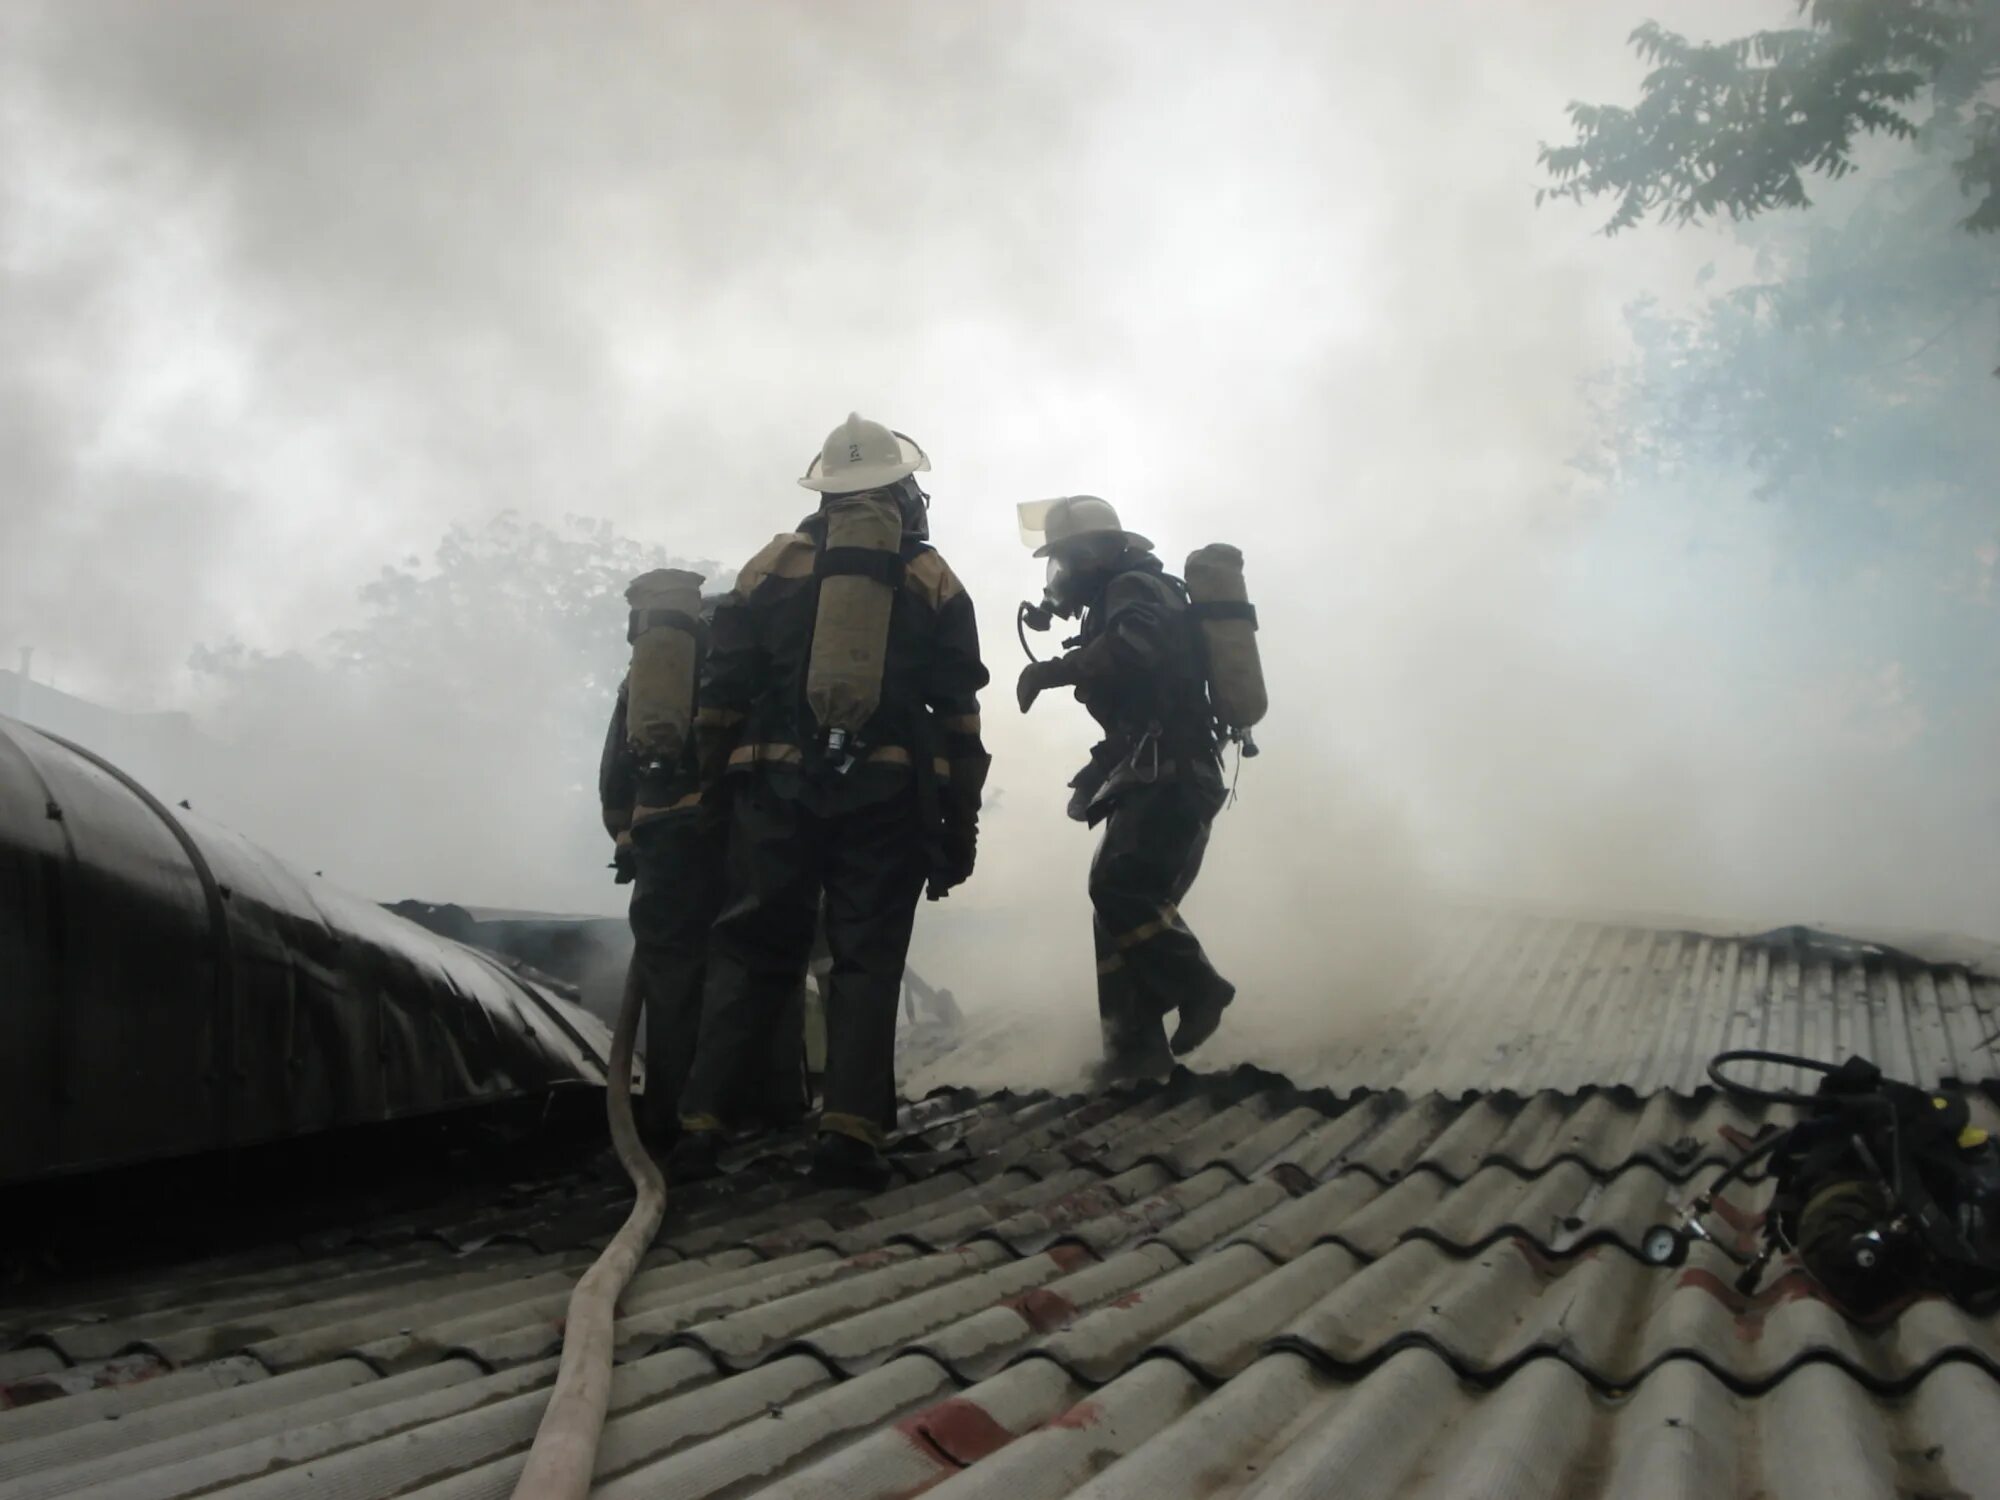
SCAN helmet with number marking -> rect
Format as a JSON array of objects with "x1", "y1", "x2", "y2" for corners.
[{"x1": 800, "y1": 412, "x2": 931, "y2": 494}]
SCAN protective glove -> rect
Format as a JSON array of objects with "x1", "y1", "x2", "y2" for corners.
[
  {"x1": 1016, "y1": 656, "x2": 1078, "y2": 714},
  {"x1": 611, "y1": 836, "x2": 637, "y2": 885},
  {"x1": 1065, "y1": 780, "x2": 1097, "y2": 823},
  {"x1": 1066, "y1": 747, "x2": 1116, "y2": 822}
]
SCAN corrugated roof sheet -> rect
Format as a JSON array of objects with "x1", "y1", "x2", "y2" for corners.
[
  {"x1": 917, "y1": 911, "x2": 2000, "y2": 1097},
  {"x1": 5, "y1": 1072, "x2": 2000, "y2": 1498}
]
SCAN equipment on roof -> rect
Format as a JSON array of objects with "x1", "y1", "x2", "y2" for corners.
[{"x1": 1642, "y1": 1050, "x2": 2000, "y2": 1315}]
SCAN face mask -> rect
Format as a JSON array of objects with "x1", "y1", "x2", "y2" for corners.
[
  {"x1": 896, "y1": 477, "x2": 931, "y2": 539},
  {"x1": 1042, "y1": 536, "x2": 1123, "y2": 617}
]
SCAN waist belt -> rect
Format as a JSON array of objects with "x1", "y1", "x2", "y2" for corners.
[
  {"x1": 631, "y1": 791, "x2": 704, "y2": 823},
  {"x1": 727, "y1": 742, "x2": 952, "y2": 778}
]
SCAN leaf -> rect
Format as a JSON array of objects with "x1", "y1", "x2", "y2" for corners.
[{"x1": 1537, "y1": 0, "x2": 1993, "y2": 235}]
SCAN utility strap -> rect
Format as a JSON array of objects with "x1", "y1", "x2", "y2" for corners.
[
  {"x1": 1187, "y1": 600, "x2": 1258, "y2": 627},
  {"x1": 627, "y1": 607, "x2": 699, "y2": 643},
  {"x1": 816, "y1": 548, "x2": 907, "y2": 587}
]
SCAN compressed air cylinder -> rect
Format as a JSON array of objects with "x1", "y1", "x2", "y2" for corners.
[
  {"x1": 806, "y1": 493, "x2": 903, "y2": 734},
  {"x1": 1184, "y1": 543, "x2": 1268, "y2": 730},
  {"x1": 624, "y1": 568, "x2": 706, "y2": 761}
]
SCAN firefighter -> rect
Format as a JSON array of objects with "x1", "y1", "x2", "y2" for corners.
[
  {"x1": 674, "y1": 414, "x2": 989, "y2": 1189},
  {"x1": 601, "y1": 591, "x2": 806, "y2": 1145},
  {"x1": 1016, "y1": 496, "x2": 1236, "y2": 1080}
]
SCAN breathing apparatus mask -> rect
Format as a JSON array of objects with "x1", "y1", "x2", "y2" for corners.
[
  {"x1": 893, "y1": 475, "x2": 930, "y2": 539},
  {"x1": 1016, "y1": 497, "x2": 1140, "y2": 658},
  {"x1": 1042, "y1": 534, "x2": 1124, "y2": 617},
  {"x1": 806, "y1": 476, "x2": 930, "y2": 544},
  {"x1": 1018, "y1": 536, "x2": 1126, "y2": 661}
]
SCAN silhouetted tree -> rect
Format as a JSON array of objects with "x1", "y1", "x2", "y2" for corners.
[
  {"x1": 189, "y1": 514, "x2": 720, "y2": 909},
  {"x1": 1540, "y1": 1, "x2": 2000, "y2": 234}
]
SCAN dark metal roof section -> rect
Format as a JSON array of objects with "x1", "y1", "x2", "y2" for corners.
[
  {"x1": 4, "y1": 1072, "x2": 1998, "y2": 1497},
  {"x1": 0, "y1": 714, "x2": 610, "y2": 1185}
]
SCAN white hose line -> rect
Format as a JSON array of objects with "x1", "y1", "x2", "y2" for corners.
[{"x1": 510, "y1": 960, "x2": 664, "y2": 1500}]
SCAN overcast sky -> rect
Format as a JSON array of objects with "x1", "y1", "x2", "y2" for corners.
[{"x1": 5, "y1": 0, "x2": 1994, "y2": 1019}]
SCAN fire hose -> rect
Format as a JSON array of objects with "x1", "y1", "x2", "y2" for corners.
[{"x1": 509, "y1": 960, "x2": 663, "y2": 1499}]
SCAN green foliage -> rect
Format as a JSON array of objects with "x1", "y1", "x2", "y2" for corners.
[
  {"x1": 1608, "y1": 143, "x2": 2000, "y2": 500},
  {"x1": 186, "y1": 512, "x2": 725, "y2": 905},
  {"x1": 1540, "y1": 0, "x2": 2000, "y2": 234},
  {"x1": 328, "y1": 512, "x2": 700, "y2": 706},
  {"x1": 1596, "y1": 135, "x2": 1999, "y2": 707},
  {"x1": 193, "y1": 512, "x2": 720, "y2": 794}
]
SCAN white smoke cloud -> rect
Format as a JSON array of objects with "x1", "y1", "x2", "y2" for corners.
[{"x1": 5, "y1": 0, "x2": 1995, "y2": 1094}]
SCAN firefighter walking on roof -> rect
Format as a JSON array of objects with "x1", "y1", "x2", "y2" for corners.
[
  {"x1": 1016, "y1": 496, "x2": 1265, "y2": 1081},
  {"x1": 674, "y1": 414, "x2": 989, "y2": 1190}
]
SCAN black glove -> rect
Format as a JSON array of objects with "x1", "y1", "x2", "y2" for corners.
[
  {"x1": 1066, "y1": 748, "x2": 1116, "y2": 822},
  {"x1": 1065, "y1": 781, "x2": 1096, "y2": 823},
  {"x1": 611, "y1": 839, "x2": 637, "y2": 884},
  {"x1": 1017, "y1": 657, "x2": 1078, "y2": 714},
  {"x1": 927, "y1": 803, "x2": 978, "y2": 900}
]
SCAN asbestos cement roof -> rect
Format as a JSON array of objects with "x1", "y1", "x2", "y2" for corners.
[
  {"x1": 916, "y1": 909, "x2": 2000, "y2": 1099},
  {"x1": 1367, "y1": 911, "x2": 2000, "y2": 1093},
  {"x1": 6, "y1": 1071, "x2": 2000, "y2": 1499}
]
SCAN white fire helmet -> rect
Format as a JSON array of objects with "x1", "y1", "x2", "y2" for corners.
[
  {"x1": 1015, "y1": 495, "x2": 1153, "y2": 558},
  {"x1": 800, "y1": 413, "x2": 931, "y2": 495}
]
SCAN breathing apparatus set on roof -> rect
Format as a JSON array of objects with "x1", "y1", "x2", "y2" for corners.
[
  {"x1": 1642, "y1": 1049, "x2": 2000, "y2": 1316},
  {"x1": 1015, "y1": 496, "x2": 1268, "y2": 760},
  {"x1": 799, "y1": 414, "x2": 930, "y2": 774}
]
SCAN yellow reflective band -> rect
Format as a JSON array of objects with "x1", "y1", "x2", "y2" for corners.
[
  {"x1": 1097, "y1": 953, "x2": 1125, "y2": 975},
  {"x1": 720, "y1": 743, "x2": 943, "y2": 777},
  {"x1": 631, "y1": 792, "x2": 703, "y2": 823},
  {"x1": 1961, "y1": 1126, "x2": 1990, "y2": 1149},
  {"x1": 696, "y1": 706, "x2": 747, "y2": 728},
  {"x1": 678, "y1": 1112, "x2": 724, "y2": 1135},
  {"x1": 1112, "y1": 903, "x2": 1181, "y2": 951},
  {"x1": 728, "y1": 742, "x2": 806, "y2": 767},
  {"x1": 940, "y1": 713, "x2": 982, "y2": 735},
  {"x1": 820, "y1": 1111, "x2": 887, "y2": 1148}
]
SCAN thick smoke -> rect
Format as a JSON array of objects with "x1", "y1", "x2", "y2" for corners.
[{"x1": 5, "y1": 0, "x2": 1994, "y2": 1092}]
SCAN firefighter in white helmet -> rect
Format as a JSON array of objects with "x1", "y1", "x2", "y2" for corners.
[
  {"x1": 673, "y1": 414, "x2": 989, "y2": 1189},
  {"x1": 1016, "y1": 495, "x2": 1236, "y2": 1079}
]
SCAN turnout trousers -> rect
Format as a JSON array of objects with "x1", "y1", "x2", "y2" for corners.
[
  {"x1": 630, "y1": 805, "x2": 803, "y2": 1138},
  {"x1": 1091, "y1": 779, "x2": 1234, "y2": 1067},
  {"x1": 679, "y1": 773, "x2": 927, "y2": 1146}
]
